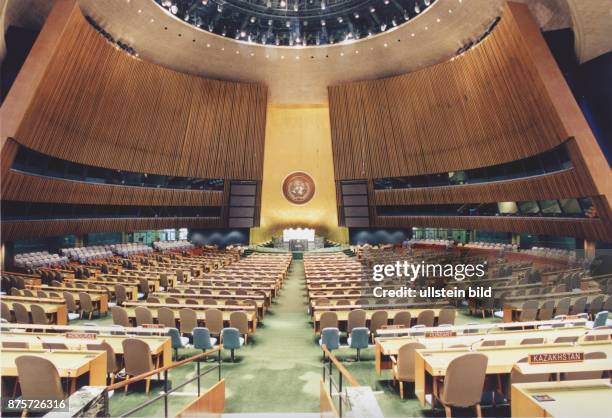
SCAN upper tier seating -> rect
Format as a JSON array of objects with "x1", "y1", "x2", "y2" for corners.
[
  {"x1": 14, "y1": 251, "x2": 69, "y2": 269},
  {"x1": 153, "y1": 240, "x2": 194, "y2": 252}
]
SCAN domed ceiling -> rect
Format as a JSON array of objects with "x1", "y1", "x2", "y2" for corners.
[
  {"x1": 8, "y1": 0, "x2": 607, "y2": 103},
  {"x1": 153, "y1": 0, "x2": 437, "y2": 46}
]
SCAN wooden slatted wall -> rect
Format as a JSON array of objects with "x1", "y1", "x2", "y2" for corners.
[
  {"x1": 12, "y1": 7, "x2": 267, "y2": 180},
  {"x1": 328, "y1": 5, "x2": 611, "y2": 240}
]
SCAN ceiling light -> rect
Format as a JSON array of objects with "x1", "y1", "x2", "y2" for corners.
[
  {"x1": 383, "y1": 43, "x2": 388, "y2": 47},
  {"x1": 280, "y1": 0, "x2": 286, "y2": 7}
]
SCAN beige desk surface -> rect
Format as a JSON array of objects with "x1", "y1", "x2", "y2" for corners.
[
  {"x1": 123, "y1": 306, "x2": 258, "y2": 331},
  {"x1": 415, "y1": 341, "x2": 612, "y2": 407},
  {"x1": 178, "y1": 284, "x2": 274, "y2": 297},
  {"x1": 0, "y1": 348, "x2": 107, "y2": 386},
  {"x1": 124, "y1": 301, "x2": 258, "y2": 313},
  {"x1": 39, "y1": 285, "x2": 108, "y2": 295},
  {"x1": 419, "y1": 341, "x2": 612, "y2": 377},
  {"x1": 0, "y1": 332, "x2": 169, "y2": 355},
  {"x1": 314, "y1": 308, "x2": 443, "y2": 322},
  {"x1": 378, "y1": 327, "x2": 608, "y2": 354},
  {"x1": 514, "y1": 358, "x2": 612, "y2": 375},
  {"x1": 4, "y1": 296, "x2": 66, "y2": 314},
  {"x1": 153, "y1": 292, "x2": 266, "y2": 303},
  {"x1": 504, "y1": 290, "x2": 602, "y2": 305},
  {"x1": 511, "y1": 379, "x2": 612, "y2": 418}
]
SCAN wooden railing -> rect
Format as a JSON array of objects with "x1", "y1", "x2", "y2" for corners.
[
  {"x1": 321, "y1": 344, "x2": 359, "y2": 417},
  {"x1": 106, "y1": 346, "x2": 222, "y2": 417}
]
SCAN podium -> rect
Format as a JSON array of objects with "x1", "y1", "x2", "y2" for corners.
[{"x1": 289, "y1": 239, "x2": 308, "y2": 251}]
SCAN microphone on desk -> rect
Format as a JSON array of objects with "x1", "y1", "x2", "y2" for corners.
[{"x1": 469, "y1": 338, "x2": 485, "y2": 351}]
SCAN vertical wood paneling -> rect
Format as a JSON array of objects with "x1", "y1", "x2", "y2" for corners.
[
  {"x1": 11, "y1": 6, "x2": 267, "y2": 180},
  {"x1": 329, "y1": 7, "x2": 567, "y2": 179}
]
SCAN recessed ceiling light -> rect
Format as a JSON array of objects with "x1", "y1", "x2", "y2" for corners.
[
  {"x1": 280, "y1": 55, "x2": 285, "y2": 59},
  {"x1": 206, "y1": 43, "x2": 211, "y2": 47},
  {"x1": 137, "y1": 9, "x2": 142, "y2": 13},
  {"x1": 383, "y1": 43, "x2": 388, "y2": 47},
  {"x1": 150, "y1": 18, "x2": 155, "y2": 23},
  {"x1": 355, "y1": 50, "x2": 359, "y2": 54},
  {"x1": 235, "y1": 50, "x2": 240, "y2": 54},
  {"x1": 340, "y1": 52, "x2": 344, "y2": 56},
  {"x1": 436, "y1": 18, "x2": 441, "y2": 23},
  {"x1": 250, "y1": 52, "x2": 255, "y2": 56}
]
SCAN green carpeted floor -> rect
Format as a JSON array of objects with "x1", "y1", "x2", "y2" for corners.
[{"x1": 81, "y1": 259, "x2": 502, "y2": 417}]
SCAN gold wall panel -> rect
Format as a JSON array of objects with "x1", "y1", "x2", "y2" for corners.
[{"x1": 251, "y1": 105, "x2": 348, "y2": 244}]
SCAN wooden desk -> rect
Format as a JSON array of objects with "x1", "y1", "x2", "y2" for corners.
[
  {"x1": 313, "y1": 308, "x2": 444, "y2": 333},
  {"x1": 150, "y1": 294, "x2": 266, "y2": 317},
  {"x1": 0, "y1": 349, "x2": 107, "y2": 393},
  {"x1": 511, "y1": 379, "x2": 612, "y2": 417},
  {"x1": 414, "y1": 341, "x2": 612, "y2": 407},
  {"x1": 123, "y1": 306, "x2": 258, "y2": 334},
  {"x1": 180, "y1": 284, "x2": 277, "y2": 299},
  {"x1": 100, "y1": 273, "x2": 177, "y2": 288},
  {"x1": 374, "y1": 326, "x2": 604, "y2": 375},
  {"x1": 18, "y1": 288, "x2": 108, "y2": 315},
  {"x1": 503, "y1": 292, "x2": 603, "y2": 322},
  {"x1": 68, "y1": 278, "x2": 151, "y2": 295},
  {"x1": 3, "y1": 296, "x2": 68, "y2": 325},
  {"x1": 0, "y1": 332, "x2": 172, "y2": 367},
  {"x1": 172, "y1": 287, "x2": 272, "y2": 305},
  {"x1": 514, "y1": 358, "x2": 611, "y2": 381}
]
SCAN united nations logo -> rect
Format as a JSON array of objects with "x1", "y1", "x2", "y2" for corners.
[{"x1": 282, "y1": 172, "x2": 315, "y2": 205}]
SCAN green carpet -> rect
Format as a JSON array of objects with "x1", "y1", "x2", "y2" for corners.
[{"x1": 80, "y1": 260, "x2": 502, "y2": 417}]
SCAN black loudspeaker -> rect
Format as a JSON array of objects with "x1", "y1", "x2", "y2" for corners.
[
  {"x1": 228, "y1": 181, "x2": 258, "y2": 228},
  {"x1": 340, "y1": 180, "x2": 370, "y2": 227}
]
